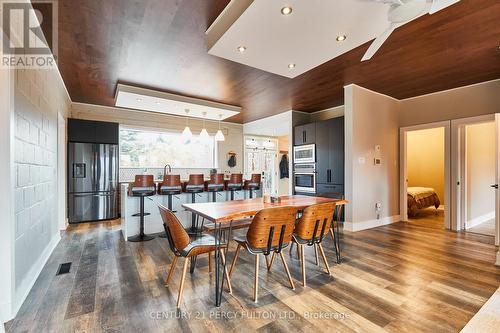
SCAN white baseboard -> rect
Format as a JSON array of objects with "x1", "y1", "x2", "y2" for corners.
[
  {"x1": 0, "y1": 301, "x2": 10, "y2": 333},
  {"x1": 466, "y1": 211, "x2": 495, "y2": 229},
  {"x1": 10, "y1": 232, "x2": 61, "y2": 321},
  {"x1": 344, "y1": 215, "x2": 400, "y2": 232}
]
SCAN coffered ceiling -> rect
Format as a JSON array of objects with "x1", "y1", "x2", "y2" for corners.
[{"x1": 58, "y1": 0, "x2": 500, "y2": 123}]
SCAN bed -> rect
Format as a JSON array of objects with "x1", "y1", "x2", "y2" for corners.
[{"x1": 407, "y1": 187, "x2": 441, "y2": 217}]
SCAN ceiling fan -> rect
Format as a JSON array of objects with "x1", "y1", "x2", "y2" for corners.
[{"x1": 361, "y1": 0, "x2": 460, "y2": 61}]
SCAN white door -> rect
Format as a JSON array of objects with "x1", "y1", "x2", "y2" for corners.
[{"x1": 495, "y1": 114, "x2": 500, "y2": 247}]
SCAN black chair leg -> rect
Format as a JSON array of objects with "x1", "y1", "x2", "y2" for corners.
[{"x1": 191, "y1": 193, "x2": 196, "y2": 229}]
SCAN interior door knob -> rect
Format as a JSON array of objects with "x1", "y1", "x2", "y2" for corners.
[{"x1": 490, "y1": 184, "x2": 499, "y2": 189}]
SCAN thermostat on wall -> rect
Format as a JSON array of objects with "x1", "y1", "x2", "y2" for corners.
[{"x1": 374, "y1": 158, "x2": 382, "y2": 165}]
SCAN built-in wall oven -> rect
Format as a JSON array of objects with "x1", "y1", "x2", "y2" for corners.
[
  {"x1": 294, "y1": 163, "x2": 316, "y2": 194},
  {"x1": 293, "y1": 144, "x2": 315, "y2": 164}
]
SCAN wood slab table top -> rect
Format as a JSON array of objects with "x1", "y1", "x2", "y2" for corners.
[{"x1": 182, "y1": 195, "x2": 348, "y2": 223}]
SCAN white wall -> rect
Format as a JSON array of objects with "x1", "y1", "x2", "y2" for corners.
[
  {"x1": 11, "y1": 67, "x2": 71, "y2": 317},
  {"x1": 344, "y1": 85, "x2": 400, "y2": 231},
  {"x1": 0, "y1": 2, "x2": 71, "y2": 321},
  {"x1": 0, "y1": 64, "x2": 15, "y2": 327},
  {"x1": 466, "y1": 122, "x2": 496, "y2": 227},
  {"x1": 400, "y1": 79, "x2": 500, "y2": 127}
]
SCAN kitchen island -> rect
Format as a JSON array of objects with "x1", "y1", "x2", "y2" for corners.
[{"x1": 120, "y1": 183, "x2": 262, "y2": 240}]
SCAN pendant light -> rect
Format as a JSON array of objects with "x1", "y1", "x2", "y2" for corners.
[
  {"x1": 215, "y1": 114, "x2": 225, "y2": 142},
  {"x1": 199, "y1": 112, "x2": 210, "y2": 140},
  {"x1": 182, "y1": 109, "x2": 192, "y2": 142}
]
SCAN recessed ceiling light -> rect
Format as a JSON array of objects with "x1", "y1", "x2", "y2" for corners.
[
  {"x1": 288, "y1": 63, "x2": 296, "y2": 69},
  {"x1": 237, "y1": 46, "x2": 246, "y2": 53},
  {"x1": 155, "y1": 100, "x2": 161, "y2": 105},
  {"x1": 336, "y1": 35, "x2": 347, "y2": 42},
  {"x1": 281, "y1": 6, "x2": 292, "y2": 15},
  {"x1": 136, "y1": 98, "x2": 143, "y2": 102}
]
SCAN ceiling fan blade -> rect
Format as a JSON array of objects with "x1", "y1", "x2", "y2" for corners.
[
  {"x1": 361, "y1": 24, "x2": 399, "y2": 61},
  {"x1": 429, "y1": 0, "x2": 460, "y2": 14}
]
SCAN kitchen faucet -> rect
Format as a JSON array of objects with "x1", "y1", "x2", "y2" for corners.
[{"x1": 163, "y1": 164, "x2": 172, "y2": 177}]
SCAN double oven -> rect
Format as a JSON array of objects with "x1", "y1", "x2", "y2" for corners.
[{"x1": 293, "y1": 144, "x2": 316, "y2": 194}]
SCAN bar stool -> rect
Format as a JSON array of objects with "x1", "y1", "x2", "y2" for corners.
[
  {"x1": 206, "y1": 173, "x2": 225, "y2": 202},
  {"x1": 184, "y1": 174, "x2": 205, "y2": 235},
  {"x1": 244, "y1": 173, "x2": 261, "y2": 199},
  {"x1": 158, "y1": 174, "x2": 182, "y2": 238},
  {"x1": 226, "y1": 173, "x2": 243, "y2": 201},
  {"x1": 128, "y1": 175, "x2": 156, "y2": 242}
]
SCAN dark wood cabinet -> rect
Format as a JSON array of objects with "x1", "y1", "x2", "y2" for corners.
[
  {"x1": 294, "y1": 122, "x2": 316, "y2": 146},
  {"x1": 315, "y1": 117, "x2": 344, "y2": 194},
  {"x1": 315, "y1": 120, "x2": 330, "y2": 183},
  {"x1": 68, "y1": 119, "x2": 119, "y2": 144}
]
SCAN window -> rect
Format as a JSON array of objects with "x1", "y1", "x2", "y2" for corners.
[{"x1": 120, "y1": 128, "x2": 216, "y2": 168}]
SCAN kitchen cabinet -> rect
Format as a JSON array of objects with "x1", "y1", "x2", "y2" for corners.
[
  {"x1": 294, "y1": 122, "x2": 316, "y2": 146},
  {"x1": 68, "y1": 118, "x2": 119, "y2": 144},
  {"x1": 315, "y1": 117, "x2": 344, "y2": 194}
]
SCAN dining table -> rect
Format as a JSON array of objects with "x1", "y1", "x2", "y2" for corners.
[{"x1": 182, "y1": 195, "x2": 347, "y2": 307}]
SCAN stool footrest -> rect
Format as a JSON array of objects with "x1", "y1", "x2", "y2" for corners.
[{"x1": 132, "y1": 212, "x2": 151, "y2": 217}]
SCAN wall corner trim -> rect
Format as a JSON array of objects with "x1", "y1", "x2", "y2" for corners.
[
  {"x1": 496, "y1": 251, "x2": 500, "y2": 267},
  {"x1": 344, "y1": 215, "x2": 401, "y2": 232}
]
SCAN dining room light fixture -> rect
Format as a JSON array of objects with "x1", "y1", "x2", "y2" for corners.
[
  {"x1": 215, "y1": 114, "x2": 225, "y2": 141},
  {"x1": 200, "y1": 112, "x2": 210, "y2": 140},
  {"x1": 182, "y1": 109, "x2": 193, "y2": 142},
  {"x1": 281, "y1": 6, "x2": 292, "y2": 15}
]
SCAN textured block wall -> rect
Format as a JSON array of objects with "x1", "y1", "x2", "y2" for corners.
[{"x1": 13, "y1": 68, "x2": 70, "y2": 290}]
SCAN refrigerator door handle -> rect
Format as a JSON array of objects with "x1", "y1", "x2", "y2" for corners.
[{"x1": 72, "y1": 192, "x2": 114, "y2": 198}]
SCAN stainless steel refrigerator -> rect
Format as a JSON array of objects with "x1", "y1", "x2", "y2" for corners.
[{"x1": 68, "y1": 142, "x2": 119, "y2": 223}]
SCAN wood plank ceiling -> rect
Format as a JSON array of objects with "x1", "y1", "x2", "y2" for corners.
[{"x1": 58, "y1": 0, "x2": 500, "y2": 123}]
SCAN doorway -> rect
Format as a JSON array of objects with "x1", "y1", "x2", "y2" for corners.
[
  {"x1": 400, "y1": 121, "x2": 451, "y2": 229},
  {"x1": 452, "y1": 115, "x2": 499, "y2": 243}
]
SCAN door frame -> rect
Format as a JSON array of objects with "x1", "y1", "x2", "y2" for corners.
[
  {"x1": 451, "y1": 114, "x2": 496, "y2": 237},
  {"x1": 399, "y1": 121, "x2": 451, "y2": 229},
  {"x1": 57, "y1": 112, "x2": 67, "y2": 231}
]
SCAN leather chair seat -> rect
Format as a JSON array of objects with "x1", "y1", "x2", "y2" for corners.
[
  {"x1": 179, "y1": 233, "x2": 227, "y2": 257},
  {"x1": 227, "y1": 183, "x2": 242, "y2": 190},
  {"x1": 185, "y1": 184, "x2": 204, "y2": 193},
  {"x1": 130, "y1": 186, "x2": 156, "y2": 196},
  {"x1": 246, "y1": 182, "x2": 260, "y2": 190},
  {"x1": 158, "y1": 185, "x2": 182, "y2": 195},
  {"x1": 207, "y1": 183, "x2": 225, "y2": 192},
  {"x1": 233, "y1": 235, "x2": 290, "y2": 255}
]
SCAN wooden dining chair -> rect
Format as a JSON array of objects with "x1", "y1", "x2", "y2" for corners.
[
  {"x1": 229, "y1": 206, "x2": 297, "y2": 302},
  {"x1": 292, "y1": 202, "x2": 336, "y2": 287},
  {"x1": 158, "y1": 204, "x2": 232, "y2": 308}
]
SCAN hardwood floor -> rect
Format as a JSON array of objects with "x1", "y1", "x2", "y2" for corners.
[
  {"x1": 467, "y1": 219, "x2": 496, "y2": 237},
  {"x1": 6, "y1": 219, "x2": 500, "y2": 333}
]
